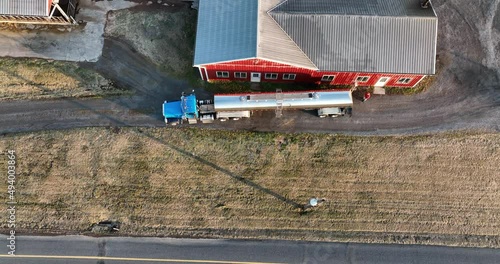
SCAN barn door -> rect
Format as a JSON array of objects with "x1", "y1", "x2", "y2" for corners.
[
  {"x1": 250, "y1": 72, "x2": 261, "y2": 82},
  {"x1": 375, "y1": 77, "x2": 390, "y2": 87}
]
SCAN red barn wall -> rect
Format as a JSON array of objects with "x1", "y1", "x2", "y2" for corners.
[
  {"x1": 48, "y1": 0, "x2": 53, "y2": 16},
  {"x1": 199, "y1": 58, "x2": 425, "y2": 88}
]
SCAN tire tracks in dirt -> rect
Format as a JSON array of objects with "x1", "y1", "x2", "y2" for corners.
[{"x1": 0, "y1": 0, "x2": 498, "y2": 135}]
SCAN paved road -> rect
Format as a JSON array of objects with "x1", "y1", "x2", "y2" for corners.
[{"x1": 1, "y1": 235, "x2": 500, "y2": 264}]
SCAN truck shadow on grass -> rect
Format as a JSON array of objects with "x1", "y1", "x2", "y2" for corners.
[
  {"x1": 142, "y1": 130, "x2": 307, "y2": 212},
  {"x1": 115, "y1": 125, "x2": 307, "y2": 213},
  {"x1": 141, "y1": 130, "x2": 305, "y2": 212}
]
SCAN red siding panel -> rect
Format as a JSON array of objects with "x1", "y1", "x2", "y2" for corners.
[
  {"x1": 199, "y1": 59, "x2": 425, "y2": 87},
  {"x1": 48, "y1": 0, "x2": 52, "y2": 16},
  {"x1": 198, "y1": 67, "x2": 207, "y2": 81}
]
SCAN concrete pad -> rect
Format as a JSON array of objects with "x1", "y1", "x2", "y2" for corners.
[
  {"x1": 0, "y1": 0, "x2": 139, "y2": 62},
  {"x1": 373, "y1": 86, "x2": 386, "y2": 95}
]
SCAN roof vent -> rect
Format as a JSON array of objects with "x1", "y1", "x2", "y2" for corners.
[{"x1": 420, "y1": 0, "x2": 430, "y2": 8}]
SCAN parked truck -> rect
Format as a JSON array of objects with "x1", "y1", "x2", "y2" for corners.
[{"x1": 162, "y1": 89, "x2": 353, "y2": 125}]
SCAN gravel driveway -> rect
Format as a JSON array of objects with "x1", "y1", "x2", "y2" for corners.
[{"x1": 0, "y1": 0, "x2": 498, "y2": 135}]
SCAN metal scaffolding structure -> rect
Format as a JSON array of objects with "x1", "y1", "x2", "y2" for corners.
[{"x1": 0, "y1": 0, "x2": 77, "y2": 25}]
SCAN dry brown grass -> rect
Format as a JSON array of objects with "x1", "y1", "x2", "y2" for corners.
[
  {"x1": 0, "y1": 128, "x2": 499, "y2": 247},
  {"x1": 0, "y1": 58, "x2": 129, "y2": 100}
]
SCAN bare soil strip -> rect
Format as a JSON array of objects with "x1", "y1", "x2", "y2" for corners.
[{"x1": 0, "y1": 128, "x2": 498, "y2": 247}]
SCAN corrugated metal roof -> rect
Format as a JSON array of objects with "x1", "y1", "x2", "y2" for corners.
[
  {"x1": 193, "y1": 0, "x2": 258, "y2": 66},
  {"x1": 271, "y1": 0, "x2": 436, "y2": 17},
  {"x1": 257, "y1": 0, "x2": 317, "y2": 70},
  {"x1": 270, "y1": 0, "x2": 438, "y2": 74},
  {"x1": 195, "y1": 0, "x2": 315, "y2": 68},
  {"x1": 0, "y1": 0, "x2": 50, "y2": 17}
]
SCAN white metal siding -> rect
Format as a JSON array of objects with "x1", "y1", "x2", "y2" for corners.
[{"x1": 0, "y1": 0, "x2": 50, "y2": 17}]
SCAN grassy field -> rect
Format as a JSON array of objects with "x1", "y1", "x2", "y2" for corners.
[
  {"x1": 0, "y1": 128, "x2": 499, "y2": 247},
  {"x1": 0, "y1": 58, "x2": 129, "y2": 100}
]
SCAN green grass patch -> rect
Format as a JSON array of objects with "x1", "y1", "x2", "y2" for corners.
[{"x1": 385, "y1": 75, "x2": 436, "y2": 95}]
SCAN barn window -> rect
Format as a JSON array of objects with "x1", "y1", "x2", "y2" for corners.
[
  {"x1": 321, "y1": 75, "x2": 335, "y2": 82},
  {"x1": 397, "y1": 78, "x2": 412, "y2": 84},
  {"x1": 265, "y1": 73, "x2": 278, "y2": 80},
  {"x1": 356, "y1": 76, "x2": 370, "y2": 82},
  {"x1": 234, "y1": 72, "x2": 247, "y2": 79},
  {"x1": 283, "y1": 74, "x2": 296, "y2": 80},
  {"x1": 216, "y1": 71, "x2": 229, "y2": 78}
]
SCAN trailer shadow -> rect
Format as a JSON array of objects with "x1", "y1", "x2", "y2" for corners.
[{"x1": 145, "y1": 132, "x2": 306, "y2": 211}]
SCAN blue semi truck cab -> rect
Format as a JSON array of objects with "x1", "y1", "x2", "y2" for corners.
[
  {"x1": 162, "y1": 93, "x2": 199, "y2": 125},
  {"x1": 162, "y1": 93, "x2": 215, "y2": 125}
]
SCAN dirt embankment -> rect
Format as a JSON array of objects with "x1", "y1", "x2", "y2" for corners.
[
  {"x1": 104, "y1": 1, "x2": 196, "y2": 79},
  {"x1": 0, "y1": 128, "x2": 498, "y2": 248}
]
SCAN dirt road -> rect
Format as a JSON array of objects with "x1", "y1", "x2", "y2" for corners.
[{"x1": 0, "y1": 0, "x2": 499, "y2": 135}]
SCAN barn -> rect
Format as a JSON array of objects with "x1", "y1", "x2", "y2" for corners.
[
  {"x1": 193, "y1": 0, "x2": 438, "y2": 88},
  {"x1": 0, "y1": 0, "x2": 77, "y2": 24}
]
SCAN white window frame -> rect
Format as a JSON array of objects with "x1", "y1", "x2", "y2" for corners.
[
  {"x1": 356, "y1": 76, "x2": 370, "y2": 82},
  {"x1": 282, "y1": 73, "x2": 296, "y2": 80},
  {"x1": 216, "y1": 71, "x2": 229, "y2": 78},
  {"x1": 234, "y1": 72, "x2": 247, "y2": 79},
  {"x1": 321, "y1": 75, "x2": 335, "y2": 82},
  {"x1": 265, "y1": 73, "x2": 278, "y2": 80},
  {"x1": 397, "y1": 77, "x2": 412, "y2": 84}
]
